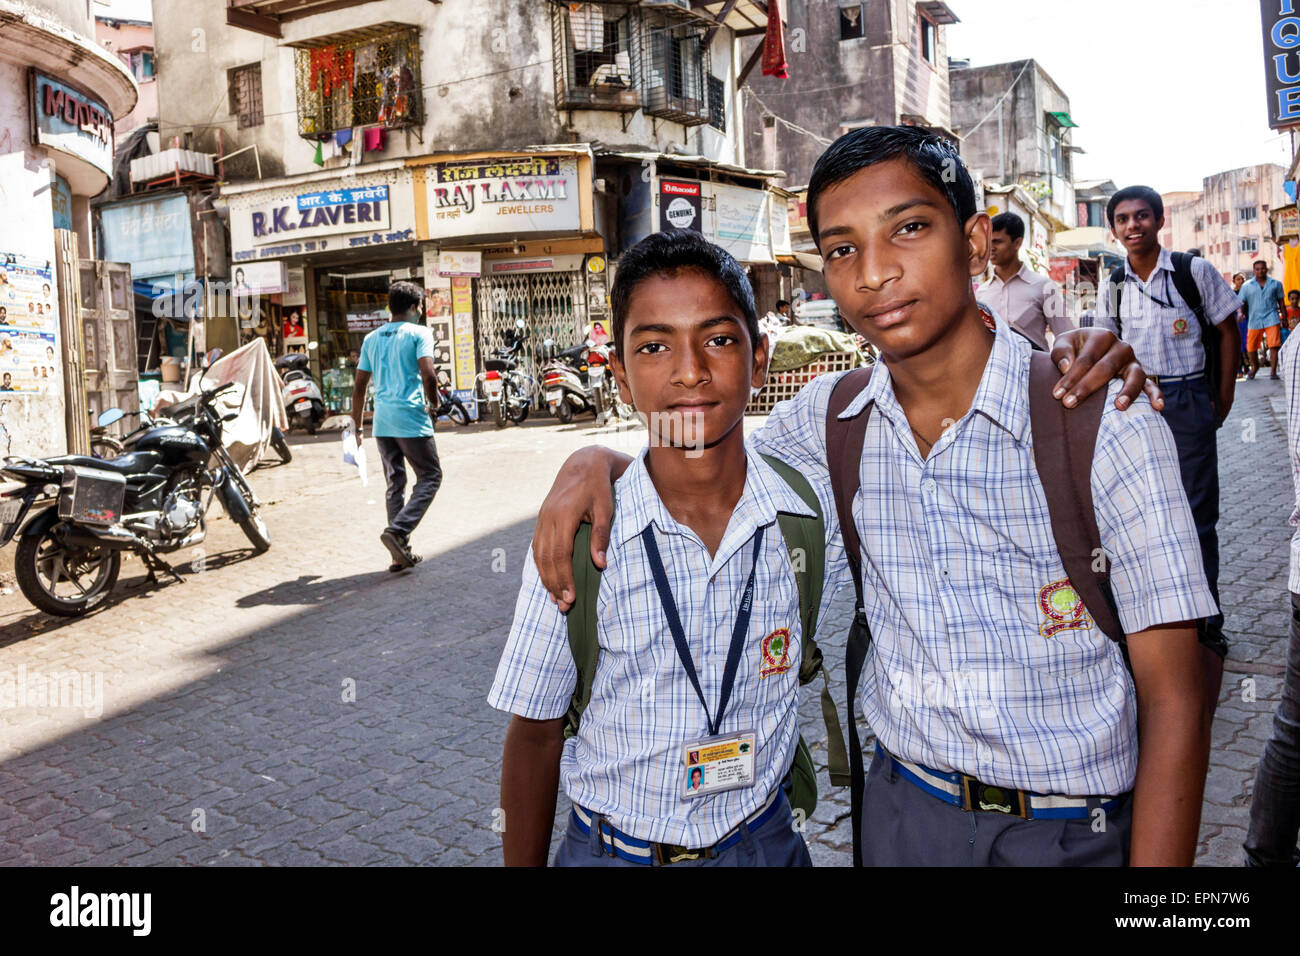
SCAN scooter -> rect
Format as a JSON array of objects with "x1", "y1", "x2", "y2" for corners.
[
  {"x1": 274, "y1": 345, "x2": 325, "y2": 435},
  {"x1": 584, "y1": 341, "x2": 635, "y2": 426},
  {"x1": 431, "y1": 367, "x2": 470, "y2": 426},
  {"x1": 476, "y1": 320, "x2": 535, "y2": 428},
  {"x1": 538, "y1": 339, "x2": 594, "y2": 424}
]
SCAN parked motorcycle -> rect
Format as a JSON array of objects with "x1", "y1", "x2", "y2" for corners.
[
  {"x1": 477, "y1": 319, "x2": 535, "y2": 429},
  {"x1": 538, "y1": 339, "x2": 595, "y2": 424},
  {"x1": 584, "y1": 341, "x2": 635, "y2": 426},
  {"x1": 275, "y1": 345, "x2": 325, "y2": 435},
  {"x1": 0, "y1": 350, "x2": 271, "y2": 617},
  {"x1": 431, "y1": 367, "x2": 470, "y2": 427}
]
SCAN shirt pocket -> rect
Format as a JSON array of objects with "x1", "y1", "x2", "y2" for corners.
[{"x1": 989, "y1": 548, "x2": 1110, "y2": 680}]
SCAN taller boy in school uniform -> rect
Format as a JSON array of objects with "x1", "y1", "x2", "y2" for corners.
[{"x1": 530, "y1": 127, "x2": 1211, "y2": 866}]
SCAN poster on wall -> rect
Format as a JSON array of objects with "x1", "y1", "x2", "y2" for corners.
[
  {"x1": 0, "y1": 255, "x2": 60, "y2": 395},
  {"x1": 283, "y1": 267, "x2": 307, "y2": 306},
  {"x1": 450, "y1": 276, "x2": 477, "y2": 414},
  {"x1": 707, "y1": 184, "x2": 771, "y2": 263},
  {"x1": 660, "y1": 180, "x2": 702, "y2": 233}
]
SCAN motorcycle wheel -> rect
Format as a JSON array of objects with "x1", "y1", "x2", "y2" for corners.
[
  {"x1": 448, "y1": 400, "x2": 470, "y2": 426},
  {"x1": 507, "y1": 400, "x2": 529, "y2": 424},
  {"x1": 555, "y1": 401, "x2": 574, "y2": 425},
  {"x1": 227, "y1": 467, "x2": 271, "y2": 553},
  {"x1": 270, "y1": 426, "x2": 292, "y2": 463},
  {"x1": 592, "y1": 388, "x2": 606, "y2": 422},
  {"x1": 489, "y1": 399, "x2": 505, "y2": 428},
  {"x1": 15, "y1": 525, "x2": 121, "y2": 617}
]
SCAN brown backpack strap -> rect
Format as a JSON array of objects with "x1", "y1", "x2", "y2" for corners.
[
  {"x1": 1026, "y1": 351, "x2": 1124, "y2": 643},
  {"x1": 824, "y1": 366, "x2": 874, "y2": 867},
  {"x1": 826, "y1": 367, "x2": 874, "y2": 596}
]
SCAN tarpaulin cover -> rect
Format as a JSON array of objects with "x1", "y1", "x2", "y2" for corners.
[
  {"x1": 767, "y1": 326, "x2": 867, "y2": 372},
  {"x1": 152, "y1": 338, "x2": 288, "y2": 472}
]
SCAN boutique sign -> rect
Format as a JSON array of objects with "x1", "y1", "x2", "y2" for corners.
[
  {"x1": 425, "y1": 155, "x2": 581, "y2": 239},
  {"x1": 250, "y1": 185, "x2": 390, "y2": 244},
  {"x1": 29, "y1": 70, "x2": 114, "y2": 181},
  {"x1": 1262, "y1": 1, "x2": 1300, "y2": 128}
]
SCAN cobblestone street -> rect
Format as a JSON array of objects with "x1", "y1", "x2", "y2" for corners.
[{"x1": 0, "y1": 377, "x2": 1293, "y2": 866}]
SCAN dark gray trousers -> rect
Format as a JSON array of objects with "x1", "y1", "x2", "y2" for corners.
[
  {"x1": 1244, "y1": 591, "x2": 1300, "y2": 866},
  {"x1": 375, "y1": 434, "x2": 442, "y2": 537},
  {"x1": 859, "y1": 748, "x2": 1132, "y2": 866}
]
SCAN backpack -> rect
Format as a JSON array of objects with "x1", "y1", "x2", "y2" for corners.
[
  {"x1": 562, "y1": 454, "x2": 851, "y2": 824},
  {"x1": 1104, "y1": 251, "x2": 1220, "y2": 407},
  {"x1": 826, "y1": 352, "x2": 1126, "y2": 867}
]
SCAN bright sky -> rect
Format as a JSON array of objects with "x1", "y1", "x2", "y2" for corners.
[
  {"x1": 948, "y1": 0, "x2": 1293, "y2": 192},
  {"x1": 93, "y1": 0, "x2": 152, "y2": 22}
]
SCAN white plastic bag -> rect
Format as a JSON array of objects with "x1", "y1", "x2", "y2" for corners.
[{"x1": 342, "y1": 427, "x2": 368, "y2": 486}]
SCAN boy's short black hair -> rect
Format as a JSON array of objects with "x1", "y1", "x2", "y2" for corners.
[
  {"x1": 776, "y1": 299, "x2": 790, "y2": 309},
  {"x1": 388, "y1": 280, "x2": 423, "y2": 318},
  {"x1": 610, "y1": 230, "x2": 759, "y2": 355},
  {"x1": 806, "y1": 125, "x2": 977, "y2": 247},
  {"x1": 990, "y1": 212, "x2": 1025, "y2": 242},
  {"x1": 1106, "y1": 186, "x2": 1163, "y2": 227}
]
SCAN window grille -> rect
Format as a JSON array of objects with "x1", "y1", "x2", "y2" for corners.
[
  {"x1": 640, "y1": 12, "x2": 709, "y2": 126},
  {"x1": 707, "y1": 74, "x2": 725, "y2": 131},
  {"x1": 839, "y1": 3, "x2": 867, "y2": 40},
  {"x1": 294, "y1": 25, "x2": 422, "y2": 139},
  {"x1": 552, "y1": 2, "x2": 641, "y2": 112},
  {"x1": 228, "y1": 64, "x2": 264, "y2": 129}
]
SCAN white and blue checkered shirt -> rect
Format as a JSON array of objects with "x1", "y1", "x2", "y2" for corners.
[
  {"x1": 1092, "y1": 248, "x2": 1240, "y2": 377},
  {"x1": 753, "y1": 319, "x2": 1218, "y2": 796},
  {"x1": 488, "y1": 442, "x2": 832, "y2": 847}
]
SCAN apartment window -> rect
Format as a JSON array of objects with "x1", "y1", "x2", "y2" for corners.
[
  {"x1": 707, "y1": 74, "x2": 725, "y2": 132},
  {"x1": 228, "y1": 63, "x2": 263, "y2": 129},
  {"x1": 641, "y1": 14, "x2": 709, "y2": 126},
  {"x1": 919, "y1": 14, "x2": 937, "y2": 64},
  {"x1": 1238, "y1": 206, "x2": 1259, "y2": 223},
  {"x1": 552, "y1": 3, "x2": 639, "y2": 112},
  {"x1": 1241, "y1": 238, "x2": 1259, "y2": 254},
  {"x1": 839, "y1": 2, "x2": 867, "y2": 40},
  {"x1": 123, "y1": 48, "x2": 154, "y2": 81},
  {"x1": 294, "y1": 26, "x2": 422, "y2": 138},
  {"x1": 1194, "y1": 216, "x2": 1203, "y2": 232}
]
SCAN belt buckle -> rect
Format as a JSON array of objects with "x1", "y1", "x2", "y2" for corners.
[
  {"x1": 653, "y1": 842, "x2": 715, "y2": 866},
  {"x1": 596, "y1": 817, "x2": 619, "y2": 858},
  {"x1": 960, "y1": 776, "x2": 1029, "y2": 818}
]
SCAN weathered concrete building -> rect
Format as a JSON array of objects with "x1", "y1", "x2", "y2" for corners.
[
  {"x1": 1159, "y1": 165, "x2": 1289, "y2": 280},
  {"x1": 94, "y1": 9, "x2": 155, "y2": 136},
  {"x1": 950, "y1": 58, "x2": 1078, "y2": 229},
  {"x1": 743, "y1": 0, "x2": 959, "y2": 188},
  {"x1": 0, "y1": 0, "x2": 137, "y2": 457},
  {"x1": 148, "y1": 0, "x2": 789, "y2": 414}
]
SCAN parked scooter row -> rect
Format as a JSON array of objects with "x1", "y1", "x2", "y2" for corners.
[{"x1": 538, "y1": 336, "x2": 634, "y2": 426}]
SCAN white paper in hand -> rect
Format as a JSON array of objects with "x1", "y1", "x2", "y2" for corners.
[{"x1": 342, "y1": 428, "x2": 368, "y2": 486}]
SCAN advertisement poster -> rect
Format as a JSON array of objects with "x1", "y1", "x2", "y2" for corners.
[
  {"x1": 708, "y1": 183, "x2": 770, "y2": 263},
  {"x1": 439, "y1": 250, "x2": 482, "y2": 277},
  {"x1": 660, "y1": 179, "x2": 702, "y2": 233},
  {"x1": 450, "y1": 276, "x2": 477, "y2": 413},
  {"x1": 0, "y1": 256, "x2": 60, "y2": 394}
]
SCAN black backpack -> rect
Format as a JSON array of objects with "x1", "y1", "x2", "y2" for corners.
[{"x1": 1104, "y1": 252, "x2": 1220, "y2": 407}]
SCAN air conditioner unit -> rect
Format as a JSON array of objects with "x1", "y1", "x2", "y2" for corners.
[{"x1": 642, "y1": 0, "x2": 692, "y2": 10}]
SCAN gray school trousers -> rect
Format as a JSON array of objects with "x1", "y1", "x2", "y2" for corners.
[{"x1": 860, "y1": 748, "x2": 1133, "y2": 866}]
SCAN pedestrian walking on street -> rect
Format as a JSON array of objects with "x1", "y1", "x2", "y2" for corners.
[
  {"x1": 1232, "y1": 272, "x2": 1249, "y2": 378},
  {"x1": 977, "y1": 211, "x2": 1073, "y2": 351},
  {"x1": 1239, "y1": 259, "x2": 1286, "y2": 381},
  {"x1": 1244, "y1": 322, "x2": 1300, "y2": 867},
  {"x1": 1095, "y1": 185, "x2": 1242, "y2": 719},
  {"x1": 350, "y1": 280, "x2": 443, "y2": 571}
]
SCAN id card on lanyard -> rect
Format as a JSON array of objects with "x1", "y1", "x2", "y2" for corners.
[{"x1": 641, "y1": 525, "x2": 763, "y2": 801}]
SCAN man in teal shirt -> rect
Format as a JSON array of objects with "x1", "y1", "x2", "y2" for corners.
[
  {"x1": 1239, "y1": 259, "x2": 1286, "y2": 380},
  {"x1": 351, "y1": 280, "x2": 443, "y2": 570}
]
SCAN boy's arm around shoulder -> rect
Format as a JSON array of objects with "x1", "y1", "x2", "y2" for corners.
[
  {"x1": 488, "y1": 550, "x2": 579, "y2": 866},
  {"x1": 1089, "y1": 385, "x2": 1215, "y2": 866}
]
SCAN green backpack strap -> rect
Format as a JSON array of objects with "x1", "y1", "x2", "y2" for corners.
[
  {"x1": 564, "y1": 517, "x2": 606, "y2": 739},
  {"x1": 760, "y1": 454, "x2": 852, "y2": 789}
]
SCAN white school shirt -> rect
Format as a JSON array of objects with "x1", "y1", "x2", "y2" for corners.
[{"x1": 488, "y1": 442, "x2": 842, "y2": 847}]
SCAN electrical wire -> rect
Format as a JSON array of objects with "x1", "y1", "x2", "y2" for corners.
[
  {"x1": 954, "y1": 58, "x2": 1033, "y2": 141},
  {"x1": 742, "y1": 86, "x2": 833, "y2": 146}
]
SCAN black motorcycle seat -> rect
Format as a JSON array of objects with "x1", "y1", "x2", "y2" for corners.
[{"x1": 48, "y1": 451, "x2": 163, "y2": 476}]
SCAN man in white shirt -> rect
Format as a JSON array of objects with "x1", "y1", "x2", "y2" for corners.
[{"x1": 977, "y1": 212, "x2": 1072, "y2": 351}]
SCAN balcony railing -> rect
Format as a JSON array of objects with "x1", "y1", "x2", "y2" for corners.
[
  {"x1": 551, "y1": 3, "x2": 643, "y2": 113},
  {"x1": 640, "y1": 13, "x2": 710, "y2": 126},
  {"x1": 292, "y1": 23, "x2": 422, "y2": 139}
]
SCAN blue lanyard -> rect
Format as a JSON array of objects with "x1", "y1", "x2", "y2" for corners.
[{"x1": 640, "y1": 525, "x2": 764, "y2": 738}]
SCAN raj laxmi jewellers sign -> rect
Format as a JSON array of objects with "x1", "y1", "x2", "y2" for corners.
[
  {"x1": 250, "y1": 185, "x2": 390, "y2": 245},
  {"x1": 426, "y1": 155, "x2": 581, "y2": 239}
]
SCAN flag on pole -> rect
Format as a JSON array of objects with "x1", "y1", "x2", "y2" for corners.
[{"x1": 762, "y1": 0, "x2": 788, "y2": 79}]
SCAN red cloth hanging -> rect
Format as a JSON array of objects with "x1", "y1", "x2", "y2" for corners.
[{"x1": 762, "y1": 0, "x2": 788, "y2": 79}]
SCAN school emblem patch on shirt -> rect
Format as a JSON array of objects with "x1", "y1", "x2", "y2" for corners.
[
  {"x1": 759, "y1": 628, "x2": 793, "y2": 677},
  {"x1": 1038, "y1": 579, "x2": 1092, "y2": 638}
]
